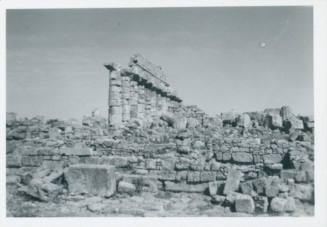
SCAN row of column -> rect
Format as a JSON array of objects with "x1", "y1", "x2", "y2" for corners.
[{"x1": 105, "y1": 63, "x2": 181, "y2": 128}]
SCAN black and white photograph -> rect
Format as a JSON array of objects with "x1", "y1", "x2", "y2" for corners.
[{"x1": 1, "y1": 0, "x2": 327, "y2": 225}]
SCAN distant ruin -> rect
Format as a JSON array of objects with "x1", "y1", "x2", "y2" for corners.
[{"x1": 104, "y1": 54, "x2": 182, "y2": 128}]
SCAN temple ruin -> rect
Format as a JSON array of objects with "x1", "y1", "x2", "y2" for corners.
[{"x1": 104, "y1": 54, "x2": 182, "y2": 128}]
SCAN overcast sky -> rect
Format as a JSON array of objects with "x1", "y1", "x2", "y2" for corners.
[{"x1": 6, "y1": 7, "x2": 313, "y2": 120}]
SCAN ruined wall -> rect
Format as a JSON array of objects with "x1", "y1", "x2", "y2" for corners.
[{"x1": 104, "y1": 54, "x2": 182, "y2": 128}]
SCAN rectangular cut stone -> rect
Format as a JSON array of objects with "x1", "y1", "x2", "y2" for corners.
[
  {"x1": 65, "y1": 164, "x2": 116, "y2": 197},
  {"x1": 200, "y1": 171, "x2": 217, "y2": 182},
  {"x1": 187, "y1": 171, "x2": 201, "y2": 183},
  {"x1": 165, "y1": 181, "x2": 208, "y2": 193},
  {"x1": 262, "y1": 154, "x2": 282, "y2": 164},
  {"x1": 223, "y1": 169, "x2": 242, "y2": 195},
  {"x1": 60, "y1": 147, "x2": 92, "y2": 156},
  {"x1": 235, "y1": 194, "x2": 255, "y2": 213},
  {"x1": 232, "y1": 152, "x2": 253, "y2": 164}
]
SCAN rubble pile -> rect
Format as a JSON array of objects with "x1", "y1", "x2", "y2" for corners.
[{"x1": 6, "y1": 104, "x2": 314, "y2": 216}]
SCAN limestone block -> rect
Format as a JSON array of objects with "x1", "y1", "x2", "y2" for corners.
[
  {"x1": 165, "y1": 181, "x2": 208, "y2": 193},
  {"x1": 223, "y1": 169, "x2": 242, "y2": 195},
  {"x1": 253, "y1": 196, "x2": 268, "y2": 213},
  {"x1": 118, "y1": 181, "x2": 136, "y2": 194},
  {"x1": 270, "y1": 197, "x2": 287, "y2": 213},
  {"x1": 235, "y1": 194, "x2": 255, "y2": 213},
  {"x1": 65, "y1": 164, "x2": 116, "y2": 197},
  {"x1": 265, "y1": 176, "x2": 281, "y2": 197},
  {"x1": 232, "y1": 152, "x2": 253, "y2": 164},
  {"x1": 262, "y1": 153, "x2": 282, "y2": 164}
]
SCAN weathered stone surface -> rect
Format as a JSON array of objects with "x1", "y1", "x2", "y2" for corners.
[
  {"x1": 60, "y1": 146, "x2": 92, "y2": 156},
  {"x1": 284, "y1": 197, "x2": 296, "y2": 212},
  {"x1": 263, "y1": 154, "x2": 282, "y2": 164},
  {"x1": 165, "y1": 181, "x2": 208, "y2": 193},
  {"x1": 200, "y1": 171, "x2": 216, "y2": 182},
  {"x1": 253, "y1": 177, "x2": 267, "y2": 195},
  {"x1": 187, "y1": 171, "x2": 201, "y2": 183},
  {"x1": 7, "y1": 154, "x2": 21, "y2": 168},
  {"x1": 265, "y1": 176, "x2": 281, "y2": 197},
  {"x1": 290, "y1": 184, "x2": 314, "y2": 202},
  {"x1": 118, "y1": 181, "x2": 136, "y2": 194},
  {"x1": 240, "y1": 180, "x2": 254, "y2": 195},
  {"x1": 65, "y1": 164, "x2": 116, "y2": 197},
  {"x1": 235, "y1": 194, "x2": 255, "y2": 214},
  {"x1": 21, "y1": 156, "x2": 42, "y2": 167},
  {"x1": 19, "y1": 178, "x2": 62, "y2": 202},
  {"x1": 232, "y1": 152, "x2": 253, "y2": 164},
  {"x1": 253, "y1": 196, "x2": 268, "y2": 213},
  {"x1": 208, "y1": 181, "x2": 225, "y2": 196},
  {"x1": 280, "y1": 169, "x2": 296, "y2": 180},
  {"x1": 211, "y1": 195, "x2": 226, "y2": 205},
  {"x1": 270, "y1": 197, "x2": 287, "y2": 213},
  {"x1": 223, "y1": 169, "x2": 242, "y2": 195}
]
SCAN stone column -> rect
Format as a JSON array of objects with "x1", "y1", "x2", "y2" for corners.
[
  {"x1": 129, "y1": 79, "x2": 138, "y2": 119},
  {"x1": 138, "y1": 84, "x2": 146, "y2": 123},
  {"x1": 144, "y1": 86, "x2": 152, "y2": 120},
  {"x1": 121, "y1": 75, "x2": 131, "y2": 123},
  {"x1": 150, "y1": 89, "x2": 157, "y2": 119},
  {"x1": 104, "y1": 64, "x2": 122, "y2": 128}
]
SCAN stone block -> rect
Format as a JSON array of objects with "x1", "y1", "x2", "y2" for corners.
[
  {"x1": 265, "y1": 176, "x2": 281, "y2": 197},
  {"x1": 240, "y1": 180, "x2": 254, "y2": 195},
  {"x1": 290, "y1": 184, "x2": 314, "y2": 203},
  {"x1": 208, "y1": 181, "x2": 225, "y2": 196},
  {"x1": 222, "y1": 152, "x2": 232, "y2": 162},
  {"x1": 223, "y1": 169, "x2": 242, "y2": 195},
  {"x1": 200, "y1": 171, "x2": 216, "y2": 182},
  {"x1": 187, "y1": 171, "x2": 201, "y2": 183},
  {"x1": 263, "y1": 153, "x2": 282, "y2": 164},
  {"x1": 235, "y1": 194, "x2": 255, "y2": 214},
  {"x1": 118, "y1": 181, "x2": 136, "y2": 194},
  {"x1": 253, "y1": 196, "x2": 268, "y2": 213},
  {"x1": 232, "y1": 152, "x2": 253, "y2": 164},
  {"x1": 270, "y1": 197, "x2": 287, "y2": 213},
  {"x1": 60, "y1": 147, "x2": 92, "y2": 156},
  {"x1": 21, "y1": 156, "x2": 42, "y2": 167},
  {"x1": 65, "y1": 164, "x2": 116, "y2": 197},
  {"x1": 7, "y1": 154, "x2": 21, "y2": 168},
  {"x1": 165, "y1": 181, "x2": 208, "y2": 193},
  {"x1": 253, "y1": 177, "x2": 267, "y2": 195},
  {"x1": 284, "y1": 197, "x2": 296, "y2": 212},
  {"x1": 280, "y1": 169, "x2": 296, "y2": 180}
]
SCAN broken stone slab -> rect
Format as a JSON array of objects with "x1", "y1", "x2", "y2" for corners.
[
  {"x1": 164, "y1": 181, "x2": 208, "y2": 193},
  {"x1": 223, "y1": 169, "x2": 243, "y2": 195},
  {"x1": 19, "y1": 178, "x2": 63, "y2": 202},
  {"x1": 235, "y1": 194, "x2": 255, "y2": 214},
  {"x1": 64, "y1": 164, "x2": 116, "y2": 197}
]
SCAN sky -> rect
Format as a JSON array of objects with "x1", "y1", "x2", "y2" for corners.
[{"x1": 6, "y1": 7, "x2": 313, "y2": 120}]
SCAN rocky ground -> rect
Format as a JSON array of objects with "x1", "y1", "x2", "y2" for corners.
[{"x1": 6, "y1": 105, "x2": 314, "y2": 217}]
